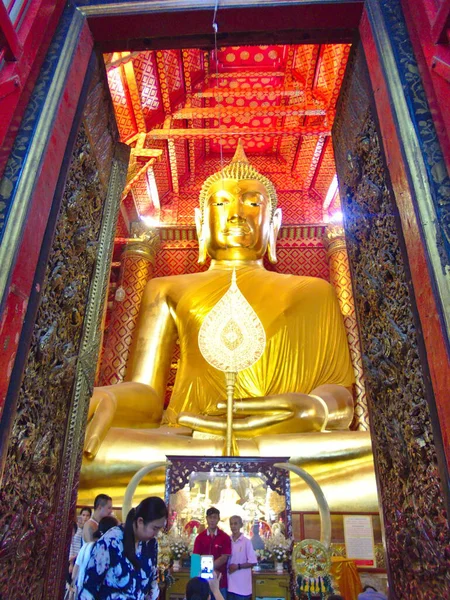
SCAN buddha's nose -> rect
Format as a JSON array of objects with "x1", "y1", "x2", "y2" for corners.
[
  {"x1": 228, "y1": 213, "x2": 246, "y2": 225},
  {"x1": 230, "y1": 198, "x2": 245, "y2": 219}
]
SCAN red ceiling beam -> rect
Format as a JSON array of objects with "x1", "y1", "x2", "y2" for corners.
[
  {"x1": 173, "y1": 105, "x2": 327, "y2": 119},
  {"x1": 78, "y1": 2, "x2": 363, "y2": 51},
  {"x1": 148, "y1": 125, "x2": 330, "y2": 139}
]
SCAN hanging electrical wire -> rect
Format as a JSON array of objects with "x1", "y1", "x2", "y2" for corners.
[{"x1": 212, "y1": 0, "x2": 225, "y2": 175}]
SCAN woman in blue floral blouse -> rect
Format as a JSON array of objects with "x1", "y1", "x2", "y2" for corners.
[{"x1": 78, "y1": 496, "x2": 168, "y2": 600}]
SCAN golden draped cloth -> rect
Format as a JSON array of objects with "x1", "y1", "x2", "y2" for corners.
[
  {"x1": 330, "y1": 557, "x2": 363, "y2": 600},
  {"x1": 162, "y1": 266, "x2": 354, "y2": 425}
]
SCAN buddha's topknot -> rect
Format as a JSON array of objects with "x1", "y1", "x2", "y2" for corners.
[{"x1": 198, "y1": 140, "x2": 278, "y2": 221}]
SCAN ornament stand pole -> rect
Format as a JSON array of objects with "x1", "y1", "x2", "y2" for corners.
[{"x1": 225, "y1": 371, "x2": 237, "y2": 456}]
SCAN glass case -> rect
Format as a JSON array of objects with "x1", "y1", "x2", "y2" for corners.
[{"x1": 164, "y1": 456, "x2": 292, "y2": 539}]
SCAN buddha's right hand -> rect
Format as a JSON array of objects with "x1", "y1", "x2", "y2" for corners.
[
  {"x1": 84, "y1": 382, "x2": 164, "y2": 459},
  {"x1": 177, "y1": 409, "x2": 294, "y2": 436},
  {"x1": 84, "y1": 386, "x2": 118, "y2": 459}
]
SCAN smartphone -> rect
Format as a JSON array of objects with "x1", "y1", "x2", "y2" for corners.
[{"x1": 200, "y1": 555, "x2": 214, "y2": 579}]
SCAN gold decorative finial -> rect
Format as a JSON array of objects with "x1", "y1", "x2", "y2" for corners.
[{"x1": 231, "y1": 139, "x2": 250, "y2": 164}]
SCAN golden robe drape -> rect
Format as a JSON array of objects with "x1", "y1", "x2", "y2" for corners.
[{"x1": 163, "y1": 267, "x2": 354, "y2": 424}]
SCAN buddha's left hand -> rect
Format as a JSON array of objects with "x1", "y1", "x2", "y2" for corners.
[{"x1": 177, "y1": 387, "x2": 353, "y2": 436}]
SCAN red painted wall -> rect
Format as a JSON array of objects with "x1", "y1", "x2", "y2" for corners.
[
  {"x1": 0, "y1": 0, "x2": 68, "y2": 178},
  {"x1": 400, "y1": 0, "x2": 450, "y2": 168}
]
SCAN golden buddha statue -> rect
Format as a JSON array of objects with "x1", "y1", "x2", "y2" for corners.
[{"x1": 80, "y1": 142, "x2": 376, "y2": 511}]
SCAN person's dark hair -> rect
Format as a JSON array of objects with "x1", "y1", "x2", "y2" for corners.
[
  {"x1": 186, "y1": 577, "x2": 210, "y2": 600},
  {"x1": 206, "y1": 507, "x2": 220, "y2": 518},
  {"x1": 124, "y1": 497, "x2": 168, "y2": 569},
  {"x1": 363, "y1": 586, "x2": 377, "y2": 592},
  {"x1": 94, "y1": 494, "x2": 112, "y2": 510},
  {"x1": 93, "y1": 516, "x2": 118, "y2": 540},
  {"x1": 72, "y1": 521, "x2": 78, "y2": 536},
  {"x1": 79, "y1": 506, "x2": 92, "y2": 516}
]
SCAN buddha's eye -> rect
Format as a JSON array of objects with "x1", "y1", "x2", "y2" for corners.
[
  {"x1": 242, "y1": 192, "x2": 264, "y2": 207},
  {"x1": 209, "y1": 193, "x2": 231, "y2": 207}
]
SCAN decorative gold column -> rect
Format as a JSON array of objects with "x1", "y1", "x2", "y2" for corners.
[
  {"x1": 98, "y1": 230, "x2": 160, "y2": 386},
  {"x1": 324, "y1": 225, "x2": 369, "y2": 430}
]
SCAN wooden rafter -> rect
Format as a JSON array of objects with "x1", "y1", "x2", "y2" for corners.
[
  {"x1": 304, "y1": 135, "x2": 327, "y2": 189},
  {"x1": 148, "y1": 125, "x2": 330, "y2": 139},
  {"x1": 203, "y1": 49, "x2": 210, "y2": 155},
  {"x1": 130, "y1": 148, "x2": 163, "y2": 158},
  {"x1": 122, "y1": 52, "x2": 146, "y2": 133},
  {"x1": 155, "y1": 50, "x2": 179, "y2": 194},
  {"x1": 105, "y1": 51, "x2": 140, "y2": 71},
  {"x1": 277, "y1": 45, "x2": 297, "y2": 156},
  {"x1": 194, "y1": 87, "x2": 317, "y2": 101},
  {"x1": 155, "y1": 50, "x2": 171, "y2": 115},
  {"x1": 181, "y1": 49, "x2": 193, "y2": 99},
  {"x1": 123, "y1": 158, "x2": 158, "y2": 198},
  {"x1": 208, "y1": 71, "x2": 285, "y2": 79},
  {"x1": 167, "y1": 138, "x2": 180, "y2": 194},
  {"x1": 283, "y1": 45, "x2": 296, "y2": 87},
  {"x1": 181, "y1": 48, "x2": 197, "y2": 177},
  {"x1": 172, "y1": 105, "x2": 326, "y2": 119}
]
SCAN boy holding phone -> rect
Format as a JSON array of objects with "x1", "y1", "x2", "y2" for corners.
[{"x1": 194, "y1": 507, "x2": 231, "y2": 598}]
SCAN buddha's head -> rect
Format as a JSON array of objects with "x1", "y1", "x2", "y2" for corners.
[{"x1": 196, "y1": 141, "x2": 282, "y2": 264}]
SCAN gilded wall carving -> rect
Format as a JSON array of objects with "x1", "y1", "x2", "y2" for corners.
[
  {"x1": 0, "y1": 49, "x2": 128, "y2": 597},
  {"x1": 0, "y1": 124, "x2": 105, "y2": 598},
  {"x1": 334, "y1": 46, "x2": 450, "y2": 599}
]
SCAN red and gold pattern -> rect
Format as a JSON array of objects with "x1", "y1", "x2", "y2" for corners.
[
  {"x1": 98, "y1": 243, "x2": 157, "y2": 386},
  {"x1": 324, "y1": 227, "x2": 369, "y2": 430},
  {"x1": 106, "y1": 43, "x2": 350, "y2": 219}
]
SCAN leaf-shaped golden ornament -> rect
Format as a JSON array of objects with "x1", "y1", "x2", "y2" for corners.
[{"x1": 198, "y1": 270, "x2": 266, "y2": 373}]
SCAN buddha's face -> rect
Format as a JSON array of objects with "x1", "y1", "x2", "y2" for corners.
[{"x1": 202, "y1": 178, "x2": 272, "y2": 261}]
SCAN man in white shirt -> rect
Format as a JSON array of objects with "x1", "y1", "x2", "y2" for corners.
[
  {"x1": 227, "y1": 516, "x2": 257, "y2": 600},
  {"x1": 82, "y1": 494, "x2": 112, "y2": 542}
]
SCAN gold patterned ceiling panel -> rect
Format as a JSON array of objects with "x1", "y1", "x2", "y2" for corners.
[{"x1": 104, "y1": 43, "x2": 350, "y2": 230}]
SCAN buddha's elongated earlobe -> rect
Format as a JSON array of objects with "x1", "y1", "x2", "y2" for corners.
[
  {"x1": 195, "y1": 207, "x2": 207, "y2": 264},
  {"x1": 267, "y1": 207, "x2": 282, "y2": 264}
]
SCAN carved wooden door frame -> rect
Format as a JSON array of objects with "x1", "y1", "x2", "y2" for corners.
[
  {"x1": 0, "y1": 1, "x2": 448, "y2": 599},
  {"x1": 333, "y1": 33, "x2": 450, "y2": 600}
]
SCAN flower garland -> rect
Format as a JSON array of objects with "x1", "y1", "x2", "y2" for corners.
[
  {"x1": 156, "y1": 533, "x2": 174, "y2": 587},
  {"x1": 296, "y1": 573, "x2": 333, "y2": 599}
]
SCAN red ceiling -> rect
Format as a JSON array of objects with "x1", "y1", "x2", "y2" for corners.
[{"x1": 105, "y1": 42, "x2": 350, "y2": 231}]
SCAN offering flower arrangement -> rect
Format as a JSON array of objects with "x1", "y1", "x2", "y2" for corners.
[
  {"x1": 167, "y1": 531, "x2": 190, "y2": 560},
  {"x1": 265, "y1": 533, "x2": 293, "y2": 562},
  {"x1": 170, "y1": 539, "x2": 189, "y2": 559},
  {"x1": 255, "y1": 548, "x2": 272, "y2": 562}
]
